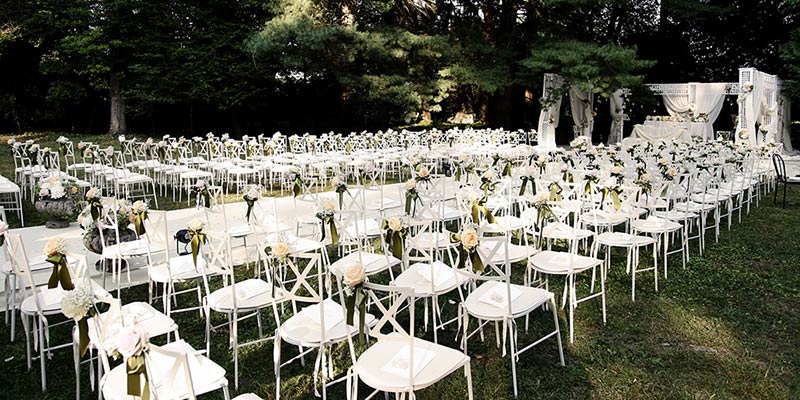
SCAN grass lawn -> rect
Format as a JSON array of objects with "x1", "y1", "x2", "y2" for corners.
[{"x1": 0, "y1": 132, "x2": 798, "y2": 399}]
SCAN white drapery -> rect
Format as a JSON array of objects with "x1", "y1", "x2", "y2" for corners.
[
  {"x1": 609, "y1": 90, "x2": 625, "y2": 144},
  {"x1": 780, "y1": 96, "x2": 796, "y2": 154},
  {"x1": 693, "y1": 83, "x2": 727, "y2": 139},
  {"x1": 662, "y1": 92, "x2": 692, "y2": 116},
  {"x1": 739, "y1": 72, "x2": 767, "y2": 146},
  {"x1": 569, "y1": 87, "x2": 593, "y2": 139},
  {"x1": 537, "y1": 97, "x2": 562, "y2": 148}
]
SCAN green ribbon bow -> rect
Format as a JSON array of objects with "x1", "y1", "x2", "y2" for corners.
[
  {"x1": 132, "y1": 211, "x2": 147, "y2": 236},
  {"x1": 77, "y1": 316, "x2": 90, "y2": 356},
  {"x1": 479, "y1": 178, "x2": 495, "y2": 195},
  {"x1": 88, "y1": 198, "x2": 103, "y2": 221},
  {"x1": 127, "y1": 354, "x2": 149, "y2": 400},
  {"x1": 344, "y1": 284, "x2": 367, "y2": 343},
  {"x1": 548, "y1": 182, "x2": 563, "y2": 201},
  {"x1": 318, "y1": 214, "x2": 339, "y2": 245},
  {"x1": 244, "y1": 197, "x2": 256, "y2": 222},
  {"x1": 519, "y1": 176, "x2": 536, "y2": 196},
  {"x1": 471, "y1": 198, "x2": 496, "y2": 224},
  {"x1": 381, "y1": 221, "x2": 407, "y2": 260},
  {"x1": 263, "y1": 247, "x2": 280, "y2": 297},
  {"x1": 584, "y1": 176, "x2": 599, "y2": 194},
  {"x1": 601, "y1": 187, "x2": 623, "y2": 210},
  {"x1": 405, "y1": 190, "x2": 420, "y2": 217},
  {"x1": 292, "y1": 175, "x2": 304, "y2": 197},
  {"x1": 335, "y1": 186, "x2": 349, "y2": 209},
  {"x1": 562, "y1": 170, "x2": 574, "y2": 183},
  {"x1": 450, "y1": 233, "x2": 484, "y2": 274},
  {"x1": 189, "y1": 229, "x2": 206, "y2": 267},
  {"x1": 47, "y1": 253, "x2": 74, "y2": 290},
  {"x1": 502, "y1": 160, "x2": 513, "y2": 177}
]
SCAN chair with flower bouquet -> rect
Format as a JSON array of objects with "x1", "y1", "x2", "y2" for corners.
[
  {"x1": 73, "y1": 291, "x2": 179, "y2": 400},
  {"x1": 578, "y1": 179, "x2": 631, "y2": 236},
  {"x1": 145, "y1": 217, "x2": 220, "y2": 318},
  {"x1": 346, "y1": 281, "x2": 475, "y2": 400},
  {"x1": 290, "y1": 169, "x2": 324, "y2": 238},
  {"x1": 200, "y1": 185, "x2": 258, "y2": 267},
  {"x1": 458, "y1": 232, "x2": 564, "y2": 398},
  {"x1": 109, "y1": 150, "x2": 159, "y2": 209},
  {"x1": 630, "y1": 181, "x2": 686, "y2": 279},
  {"x1": 98, "y1": 325, "x2": 250, "y2": 400},
  {"x1": 329, "y1": 210, "x2": 402, "y2": 282},
  {"x1": 199, "y1": 232, "x2": 279, "y2": 389},
  {"x1": 650, "y1": 173, "x2": 702, "y2": 262},
  {"x1": 528, "y1": 221, "x2": 605, "y2": 343},
  {"x1": 685, "y1": 164, "x2": 725, "y2": 247},
  {"x1": 4, "y1": 234, "x2": 109, "y2": 392},
  {"x1": 391, "y1": 218, "x2": 470, "y2": 344},
  {"x1": 96, "y1": 198, "x2": 152, "y2": 297},
  {"x1": 274, "y1": 252, "x2": 378, "y2": 400}
]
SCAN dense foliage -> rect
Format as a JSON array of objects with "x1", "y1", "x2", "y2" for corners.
[{"x1": 0, "y1": 0, "x2": 797, "y2": 139}]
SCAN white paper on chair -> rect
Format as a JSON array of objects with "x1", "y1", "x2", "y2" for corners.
[
  {"x1": 124, "y1": 303, "x2": 154, "y2": 323},
  {"x1": 478, "y1": 284, "x2": 523, "y2": 309},
  {"x1": 235, "y1": 280, "x2": 269, "y2": 301},
  {"x1": 415, "y1": 262, "x2": 454, "y2": 288},
  {"x1": 380, "y1": 345, "x2": 436, "y2": 378},
  {"x1": 170, "y1": 255, "x2": 203, "y2": 275},
  {"x1": 301, "y1": 299, "x2": 345, "y2": 330}
]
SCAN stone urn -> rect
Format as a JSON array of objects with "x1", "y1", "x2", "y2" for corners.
[
  {"x1": 34, "y1": 199, "x2": 77, "y2": 229},
  {"x1": 83, "y1": 226, "x2": 138, "y2": 272}
]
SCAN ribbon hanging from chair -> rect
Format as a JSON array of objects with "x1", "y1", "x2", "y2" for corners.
[
  {"x1": 47, "y1": 252, "x2": 74, "y2": 290},
  {"x1": 189, "y1": 229, "x2": 206, "y2": 267},
  {"x1": 126, "y1": 354, "x2": 150, "y2": 400},
  {"x1": 519, "y1": 176, "x2": 536, "y2": 196}
]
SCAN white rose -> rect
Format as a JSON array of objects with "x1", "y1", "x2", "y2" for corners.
[
  {"x1": 115, "y1": 326, "x2": 148, "y2": 358},
  {"x1": 404, "y1": 179, "x2": 416, "y2": 190},
  {"x1": 667, "y1": 168, "x2": 677, "y2": 177},
  {"x1": 331, "y1": 177, "x2": 340, "y2": 187},
  {"x1": 533, "y1": 192, "x2": 548, "y2": 203},
  {"x1": 642, "y1": 173, "x2": 652, "y2": 181},
  {"x1": 342, "y1": 263, "x2": 366, "y2": 287},
  {"x1": 418, "y1": 166, "x2": 430, "y2": 178},
  {"x1": 86, "y1": 187, "x2": 99, "y2": 199},
  {"x1": 132, "y1": 200, "x2": 146, "y2": 213},
  {"x1": 118, "y1": 135, "x2": 126, "y2": 143},
  {"x1": 461, "y1": 229, "x2": 479, "y2": 249},
  {"x1": 387, "y1": 216, "x2": 403, "y2": 232},
  {"x1": 612, "y1": 166, "x2": 622, "y2": 174},
  {"x1": 44, "y1": 237, "x2": 67, "y2": 257},
  {"x1": 322, "y1": 199, "x2": 337, "y2": 211},
  {"x1": 271, "y1": 242, "x2": 291, "y2": 258},
  {"x1": 49, "y1": 185, "x2": 65, "y2": 199},
  {"x1": 188, "y1": 218, "x2": 205, "y2": 231},
  {"x1": 482, "y1": 169, "x2": 495, "y2": 180}
]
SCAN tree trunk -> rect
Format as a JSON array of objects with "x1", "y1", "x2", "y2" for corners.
[
  {"x1": 109, "y1": 73, "x2": 127, "y2": 134},
  {"x1": 479, "y1": 93, "x2": 489, "y2": 123},
  {"x1": 420, "y1": 101, "x2": 432, "y2": 124}
]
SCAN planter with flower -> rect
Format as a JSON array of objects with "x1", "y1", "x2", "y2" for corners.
[
  {"x1": 316, "y1": 199, "x2": 338, "y2": 245},
  {"x1": 382, "y1": 216, "x2": 408, "y2": 260},
  {"x1": 243, "y1": 185, "x2": 261, "y2": 222},
  {"x1": 449, "y1": 227, "x2": 484, "y2": 273},
  {"x1": 342, "y1": 263, "x2": 367, "y2": 342},
  {"x1": 35, "y1": 176, "x2": 81, "y2": 229}
]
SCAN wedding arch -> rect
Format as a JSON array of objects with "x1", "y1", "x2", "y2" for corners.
[{"x1": 535, "y1": 68, "x2": 793, "y2": 152}]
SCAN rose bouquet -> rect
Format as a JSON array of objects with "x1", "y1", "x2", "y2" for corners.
[
  {"x1": 243, "y1": 185, "x2": 261, "y2": 222},
  {"x1": 191, "y1": 179, "x2": 211, "y2": 208},
  {"x1": 450, "y1": 227, "x2": 484, "y2": 273},
  {"x1": 315, "y1": 199, "x2": 338, "y2": 245},
  {"x1": 342, "y1": 263, "x2": 367, "y2": 342},
  {"x1": 382, "y1": 216, "x2": 408, "y2": 260}
]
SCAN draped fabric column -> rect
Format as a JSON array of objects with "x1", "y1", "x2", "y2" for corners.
[
  {"x1": 694, "y1": 83, "x2": 727, "y2": 139},
  {"x1": 609, "y1": 90, "x2": 625, "y2": 144},
  {"x1": 739, "y1": 72, "x2": 766, "y2": 146},
  {"x1": 780, "y1": 96, "x2": 796, "y2": 153},
  {"x1": 569, "y1": 87, "x2": 593, "y2": 139},
  {"x1": 537, "y1": 96, "x2": 562, "y2": 148}
]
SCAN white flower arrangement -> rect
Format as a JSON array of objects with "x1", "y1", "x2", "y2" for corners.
[
  {"x1": 115, "y1": 326, "x2": 148, "y2": 359},
  {"x1": 188, "y1": 218, "x2": 205, "y2": 231},
  {"x1": 44, "y1": 237, "x2": 68, "y2": 257},
  {"x1": 56, "y1": 136, "x2": 69, "y2": 144},
  {"x1": 60, "y1": 280, "x2": 95, "y2": 321},
  {"x1": 118, "y1": 135, "x2": 126, "y2": 143}
]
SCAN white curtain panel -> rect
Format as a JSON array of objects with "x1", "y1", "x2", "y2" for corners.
[
  {"x1": 741, "y1": 72, "x2": 767, "y2": 146},
  {"x1": 662, "y1": 92, "x2": 692, "y2": 117},
  {"x1": 569, "y1": 87, "x2": 593, "y2": 138},
  {"x1": 694, "y1": 83, "x2": 727, "y2": 139},
  {"x1": 609, "y1": 90, "x2": 625, "y2": 144},
  {"x1": 537, "y1": 96, "x2": 562, "y2": 148}
]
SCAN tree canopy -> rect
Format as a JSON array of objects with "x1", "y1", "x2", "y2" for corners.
[{"x1": 0, "y1": 0, "x2": 797, "y2": 137}]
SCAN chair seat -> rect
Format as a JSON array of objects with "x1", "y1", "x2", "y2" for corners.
[
  {"x1": 149, "y1": 255, "x2": 215, "y2": 283},
  {"x1": 528, "y1": 250, "x2": 603, "y2": 275},
  {"x1": 207, "y1": 279, "x2": 285, "y2": 311},
  {"x1": 365, "y1": 197, "x2": 402, "y2": 211},
  {"x1": 102, "y1": 238, "x2": 152, "y2": 258},
  {"x1": 392, "y1": 261, "x2": 469, "y2": 297},
  {"x1": 355, "y1": 335, "x2": 470, "y2": 393},
  {"x1": 481, "y1": 216, "x2": 525, "y2": 233},
  {"x1": 690, "y1": 193, "x2": 725, "y2": 204},
  {"x1": 330, "y1": 251, "x2": 401, "y2": 277},
  {"x1": 101, "y1": 340, "x2": 227, "y2": 400},
  {"x1": 279, "y1": 298, "x2": 376, "y2": 346},
  {"x1": 480, "y1": 242, "x2": 534, "y2": 264},
  {"x1": 464, "y1": 280, "x2": 552, "y2": 320},
  {"x1": 596, "y1": 232, "x2": 656, "y2": 247},
  {"x1": 580, "y1": 210, "x2": 628, "y2": 227},
  {"x1": 631, "y1": 217, "x2": 682, "y2": 233},
  {"x1": 653, "y1": 210, "x2": 698, "y2": 221},
  {"x1": 673, "y1": 201, "x2": 715, "y2": 213},
  {"x1": 344, "y1": 218, "x2": 382, "y2": 238},
  {"x1": 408, "y1": 231, "x2": 459, "y2": 250},
  {"x1": 86, "y1": 302, "x2": 177, "y2": 352},
  {"x1": 541, "y1": 222, "x2": 594, "y2": 241}
]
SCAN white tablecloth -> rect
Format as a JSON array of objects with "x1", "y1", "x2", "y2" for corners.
[
  {"x1": 631, "y1": 124, "x2": 688, "y2": 142},
  {"x1": 644, "y1": 121, "x2": 708, "y2": 138}
]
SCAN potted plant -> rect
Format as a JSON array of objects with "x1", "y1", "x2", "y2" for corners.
[{"x1": 34, "y1": 176, "x2": 80, "y2": 229}]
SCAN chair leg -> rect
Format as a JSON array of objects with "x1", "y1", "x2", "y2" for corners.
[{"x1": 550, "y1": 297, "x2": 565, "y2": 366}]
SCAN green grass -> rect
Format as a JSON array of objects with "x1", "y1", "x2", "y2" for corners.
[{"x1": 0, "y1": 132, "x2": 798, "y2": 399}]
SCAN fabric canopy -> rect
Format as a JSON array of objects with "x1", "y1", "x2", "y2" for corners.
[{"x1": 694, "y1": 83, "x2": 727, "y2": 139}]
